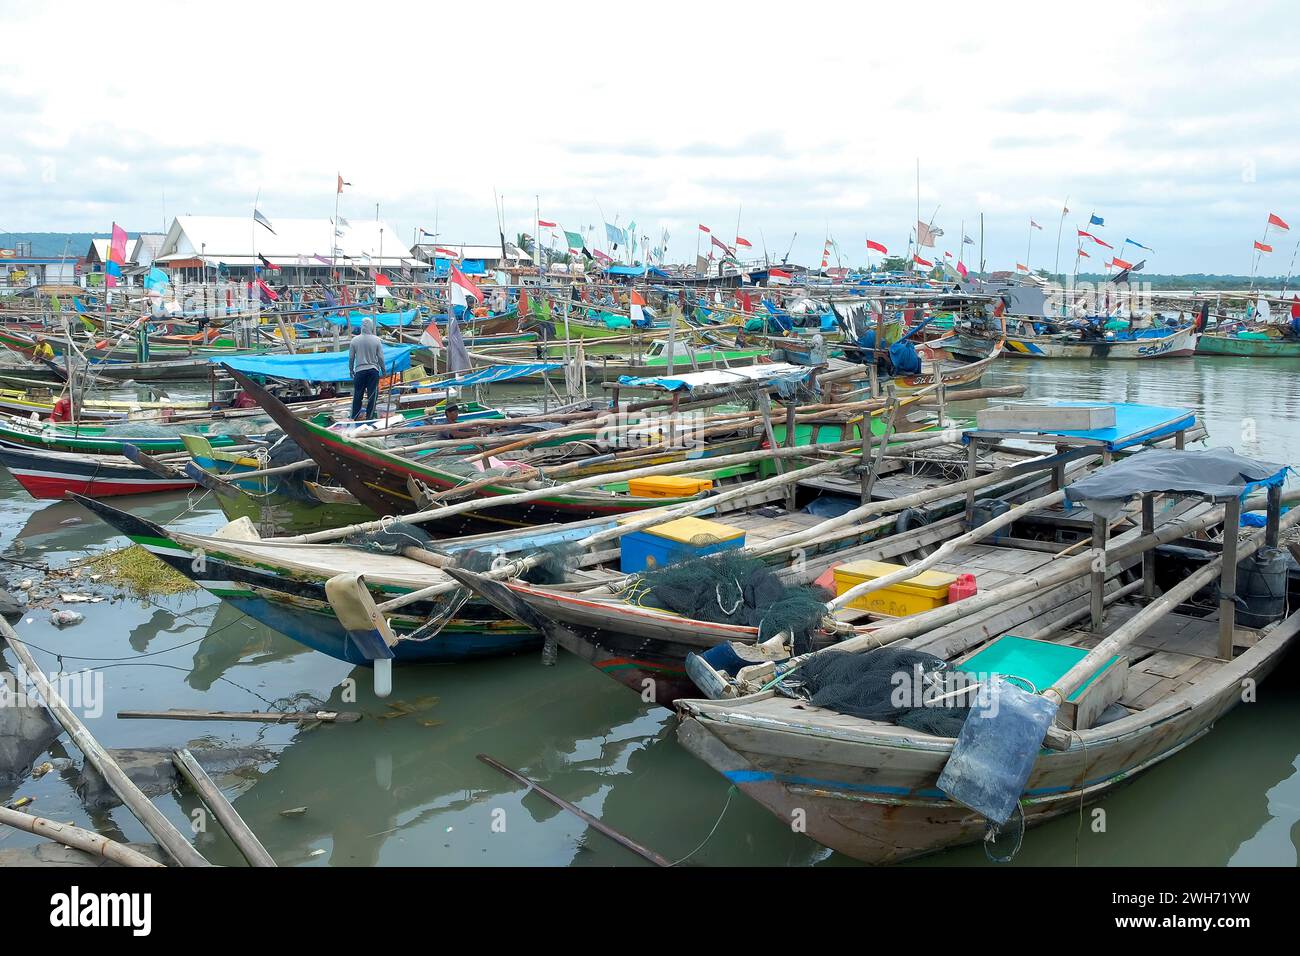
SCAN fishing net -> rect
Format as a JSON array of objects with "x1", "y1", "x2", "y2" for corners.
[
  {"x1": 454, "y1": 542, "x2": 581, "y2": 585},
  {"x1": 345, "y1": 521, "x2": 434, "y2": 555},
  {"x1": 625, "y1": 551, "x2": 832, "y2": 653},
  {"x1": 791, "y1": 646, "x2": 970, "y2": 737}
]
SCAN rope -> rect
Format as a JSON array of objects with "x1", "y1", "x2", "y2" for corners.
[{"x1": 669, "y1": 785, "x2": 736, "y2": 866}]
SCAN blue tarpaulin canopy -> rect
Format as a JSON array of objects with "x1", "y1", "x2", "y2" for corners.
[
  {"x1": 616, "y1": 363, "x2": 810, "y2": 393},
  {"x1": 965, "y1": 402, "x2": 1197, "y2": 451},
  {"x1": 213, "y1": 345, "x2": 414, "y2": 382},
  {"x1": 407, "y1": 363, "x2": 562, "y2": 388},
  {"x1": 326, "y1": 308, "x2": 420, "y2": 329}
]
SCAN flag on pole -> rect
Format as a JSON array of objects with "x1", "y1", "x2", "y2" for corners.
[
  {"x1": 956, "y1": 261, "x2": 968, "y2": 278},
  {"x1": 446, "y1": 313, "x2": 471, "y2": 373},
  {"x1": 913, "y1": 254, "x2": 933, "y2": 267},
  {"x1": 1030, "y1": 220, "x2": 1043, "y2": 230},
  {"x1": 735, "y1": 236, "x2": 752, "y2": 248},
  {"x1": 564, "y1": 230, "x2": 584, "y2": 253},
  {"x1": 866, "y1": 239, "x2": 888, "y2": 255},
  {"x1": 448, "y1": 265, "x2": 483, "y2": 308},
  {"x1": 257, "y1": 253, "x2": 280, "y2": 271},
  {"x1": 629, "y1": 290, "x2": 648, "y2": 326},
  {"x1": 916, "y1": 221, "x2": 942, "y2": 247},
  {"x1": 593, "y1": 249, "x2": 613, "y2": 265},
  {"x1": 256, "y1": 278, "x2": 279, "y2": 301},
  {"x1": 943, "y1": 251, "x2": 953, "y2": 258},
  {"x1": 962, "y1": 235, "x2": 974, "y2": 245},
  {"x1": 1254, "y1": 241, "x2": 1273, "y2": 253},
  {"x1": 698, "y1": 224, "x2": 710, "y2": 233},
  {"x1": 253, "y1": 209, "x2": 276, "y2": 235},
  {"x1": 337, "y1": 174, "x2": 351, "y2": 194},
  {"x1": 1268, "y1": 213, "x2": 1290, "y2": 231},
  {"x1": 433, "y1": 247, "x2": 461, "y2": 260},
  {"x1": 1089, "y1": 214, "x2": 1105, "y2": 226},
  {"x1": 1077, "y1": 248, "x2": 1091, "y2": 258},
  {"x1": 711, "y1": 234, "x2": 734, "y2": 256},
  {"x1": 538, "y1": 219, "x2": 557, "y2": 228},
  {"x1": 1111, "y1": 256, "x2": 1135, "y2": 270},
  {"x1": 420, "y1": 318, "x2": 443, "y2": 347},
  {"x1": 374, "y1": 273, "x2": 392, "y2": 298},
  {"x1": 1078, "y1": 230, "x2": 1112, "y2": 248},
  {"x1": 768, "y1": 268, "x2": 792, "y2": 286},
  {"x1": 1124, "y1": 239, "x2": 1155, "y2": 252},
  {"x1": 1015, "y1": 263, "x2": 1029, "y2": 272}
]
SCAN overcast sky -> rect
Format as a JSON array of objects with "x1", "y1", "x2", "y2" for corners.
[{"x1": 1, "y1": 0, "x2": 1297, "y2": 273}]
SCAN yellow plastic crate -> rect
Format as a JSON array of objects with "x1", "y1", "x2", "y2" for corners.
[
  {"x1": 615, "y1": 515, "x2": 745, "y2": 573},
  {"x1": 627, "y1": 475, "x2": 713, "y2": 498},
  {"x1": 832, "y1": 559, "x2": 958, "y2": 616},
  {"x1": 615, "y1": 514, "x2": 743, "y2": 544}
]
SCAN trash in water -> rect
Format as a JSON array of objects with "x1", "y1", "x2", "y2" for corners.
[{"x1": 50, "y1": 609, "x2": 84, "y2": 627}]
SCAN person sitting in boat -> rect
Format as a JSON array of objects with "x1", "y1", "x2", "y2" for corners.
[
  {"x1": 441, "y1": 403, "x2": 478, "y2": 440},
  {"x1": 50, "y1": 396, "x2": 72, "y2": 422},
  {"x1": 32, "y1": 335, "x2": 54, "y2": 361}
]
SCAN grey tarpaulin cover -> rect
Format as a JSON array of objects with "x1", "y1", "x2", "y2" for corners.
[{"x1": 1065, "y1": 448, "x2": 1288, "y2": 518}]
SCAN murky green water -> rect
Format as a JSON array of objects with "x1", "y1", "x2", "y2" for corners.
[{"x1": 1, "y1": 355, "x2": 1297, "y2": 866}]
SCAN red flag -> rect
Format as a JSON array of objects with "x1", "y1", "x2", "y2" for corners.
[
  {"x1": 255, "y1": 278, "x2": 279, "y2": 301},
  {"x1": 737, "y1": 292, "x2": 753, "y2": 314},
  {"x1": 337, "y1": 174, "x2": 350, "y2": 194},
  {"x1": 420, "y1": 319, "x2": 443, "y2": 347},
  {"x1": 373, "y1": 273, "x2": 392, "y2": 287},
  {"x1": 1291, "y1": 296, "x2": 1300, "y2": 320},
  {"x1": 1268, "y1": 213, "x2": 1290, "y2": 231},
  {"x1": 1015, "y1": 263, "x2": 1028, "y2": 272},
  {"x1": 956, "y1": 261, "x2": 968, "y2": 278},
  {"x1": 538, "y1": 219, "x2": 557, "y2": 228},
  {"x1": 1077, "y1": 229, "x2": 1113, "y2": 249},
  {"x1": 735, "y1": 236, "x2": 752, "y2": 248},
  {"x1": 698, "y1": 224, "x2": 710, "y2": 233},
  {"x1": 1077, "y1": 248, "x2": 1091, "y2": 258},
  {"x1": 434, "y1": 247, "x2": 461, "y2": 260},
  {"x1": 913, "y1": 254, "x2": 933, "y2": 267},
  {"x1": 866, "y1": 239, "x2": 888, "y2": 255},
  {"x1": 1254, "y1": 241, "x2": 1273, "y2": 253},
  {"x1": 943, "y1": 251, "x2": 953, "y2": 258},
  {"x1": 1111, "y1": 256, "x2": 1134, "y2": 270},
  {"x1": 448, "y1": 265, "x2": 483, "y2": 307}
]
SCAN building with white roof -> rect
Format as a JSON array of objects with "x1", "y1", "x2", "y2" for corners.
[{"x1": 155, "y1": 215, "x2": 417, "y2": 281}]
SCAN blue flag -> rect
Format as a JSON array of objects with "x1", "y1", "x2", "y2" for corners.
[
  {"x1": 1125, "y1": 238, "x2": 1155, "y2": 252},
  {"x1": 605, "y1": 222, "x2": 626, "y2": 247},
  {"x1": 1089, "y1": 214, "x2": 1105, "y2": 226}
]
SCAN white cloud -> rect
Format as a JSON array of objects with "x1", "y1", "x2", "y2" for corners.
[{"x1": 0, "y1": 0, "x2": 1297, "y2": 272}]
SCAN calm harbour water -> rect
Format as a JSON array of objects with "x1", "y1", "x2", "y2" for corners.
[{"x1": 1, "y1": 355, "x2": 1297, "y2": 867}]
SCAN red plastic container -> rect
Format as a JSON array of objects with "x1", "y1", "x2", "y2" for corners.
[{"x1": 948, "y1": 573, "x2": 977, "y2": 603}]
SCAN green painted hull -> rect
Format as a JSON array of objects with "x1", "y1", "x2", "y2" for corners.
[{"x1": 1196, "y1": 333, "x2": 1300, "y2": 357}]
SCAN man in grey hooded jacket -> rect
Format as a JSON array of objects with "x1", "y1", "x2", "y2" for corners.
[{"x1": 348, "y1": 317, "x2": 385, "y2": 420}]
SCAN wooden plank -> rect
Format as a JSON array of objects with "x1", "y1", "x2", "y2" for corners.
[{"x1": 172, "y1": 749, "x2": 276, "y2": 868}]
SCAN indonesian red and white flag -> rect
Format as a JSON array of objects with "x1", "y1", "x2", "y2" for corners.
[
  {"x1": 373, "y1": 272, "x2": 392, "y2": 298},
  {"x1": 913, "y1": 254, "x2": 933, "y2": 268},
  {"x1": 768, "y1": 268, "x2": 792, "y2": 286},
  {"x1": 866, "y1": 239, "x2": 888, "y2": 255},
  {"x1": 538, "y1": 219, "x2": 557, "y2": 228},
  {"x1": 1015, "y1": 263, "x2": 1029, "y2": 272},
  {"x1": 1254, "y1": 240, "x2": 1273, "y2": 254},
  {"x1": 1077, "y1": 247, "x2": 1091, "y2": 258},
  {"x1": 1111, "y1": 256, "x2": 1135, "y2": 270},
  {"x1": 698, "y1": 224, "x2": 711, "y2": 233},
  {"x1": 1030, "y1": 220, "x2": 1043, "y2": 230},
  {"x1": 735, "y1": 236, "x2": 752, "y2": 248},
  {"x1": 434, "y1": 247, "x2": 461, "y2": 260},
  {"x1": 1268, "y1": 213, "x2": 1290, "y2": 231},
  {"x1": 629, "y1": 289, "x2": 647, "y2": 325},
  {"x1": 449, "y1": 266, "x2": 483, "y2": 308},
  {"x1": 420, "y1": 318, "x2": 444, "y2": 347}
]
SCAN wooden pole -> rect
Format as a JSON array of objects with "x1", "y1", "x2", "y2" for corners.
[
  {"x1": 172, "y1": 748, "x2": 276, "y2": 867},
  {"x1": 1141, "y1": 494, "x2": 1155, "y2": 601},
  {"x1": 1091, "y1": 511, "x2": 1109, "y2": 631},
  {"x1": 0, "y1": 618, "x2": 209, "y2": 867},
  {"x1": 1218, "y1": 496, "x2": 1241, "y2": 659},
  {"x1": 477, "y1": 754, "x2": 669, "y2": 866},
  {"x1": 0, "y1": 806, "x2": 164, "y2": 868}
]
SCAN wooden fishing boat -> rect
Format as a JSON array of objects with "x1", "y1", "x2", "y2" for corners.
[
  {"x1": 69, "y1": 496, "x2": 541, "y2": 664},
  {"x1": 0, "y1": 387, "x2": 207, "y2": 421},
  {"x1": 676, "y1": 449, "x2": 1296, "y2": 864},
  {"x1": 953, "y1": 325, "x2": 1197, "y2": 359},
  {"x1": 447, "y1": 403, "x2": 1206, "y2": 707},
  {"x1": 0, "y1": 444, "x2": 197, "y2": 498},
  {"x1": 222, "y1": 368, "x2": 750, "y2": 533},
  {"x1": 1195, "y1": 329, "x2": 1300, "y2": 357},
  {"x1": 0, "y1": 415, "x2": 243, "y2": 456}
]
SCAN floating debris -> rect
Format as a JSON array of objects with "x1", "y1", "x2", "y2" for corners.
[
  {"x1": 280, "y1": 806, "x2": 308, "y2": 818},
  {"x1": 78, "y1": 544, "x2": 197, "y2": 597},
  {"x1": 49, "y1": 609, "x2": 84, "y2": 627}
]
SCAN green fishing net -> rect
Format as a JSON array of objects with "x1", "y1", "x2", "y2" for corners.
[{"x1": 625, "y1": 551, "x2": 832, "y2": 653}]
